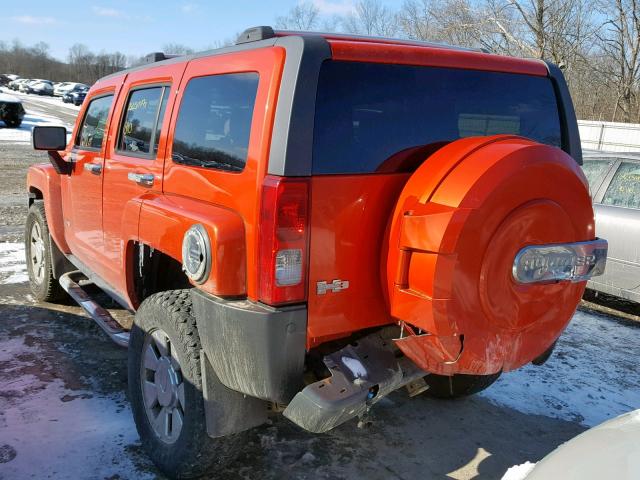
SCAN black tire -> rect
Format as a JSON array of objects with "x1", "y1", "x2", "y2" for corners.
[
  {"x1": 128, "y1": 290, "x2": 242, "y2": 479},
  {"x1": 3, "y1": 117, "x2": 21, "y2": 128},
  {"x1": 24, "y1": 202, "x2": 66, "y2": 302},
  {"x1": 425, "y1": 372, "x2": 501, "y2": 399}
]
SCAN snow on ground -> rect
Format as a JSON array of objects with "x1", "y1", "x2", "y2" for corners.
[
  {"x1": 481, "y1": 309, "x2": 640, "y2": 427},
  {"x1": 0, "y1": 331, "x2": 153, "y2": 479},
  {"x1": 0, "y1": 111, "x2": 71, "y2": 144},
  {"x1": 0, "y1": 242, "x2": 28, "y2": 285}
]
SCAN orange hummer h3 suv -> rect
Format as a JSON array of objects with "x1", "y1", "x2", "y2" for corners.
[{"x1": 27, "y1": 26, "x2": 607, "y2": 478}]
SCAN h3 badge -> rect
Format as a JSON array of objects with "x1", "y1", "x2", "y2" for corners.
[{"x1": 316, "y1": 279, "x2": 350, "y2": 295}]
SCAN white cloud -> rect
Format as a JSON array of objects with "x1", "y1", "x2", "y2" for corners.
[
  {"x1": 10, "y1": 15, "x2": 57, "y2": 25},
  {"x1": 181, "y1": 3, "x2": 198, "y2": 13},
  {"x1": 91, "y1": 6, "x2": 124, "y2": 17},
  {"x1": 312, "y1": 0, "x2": 355, "y2": 15}
]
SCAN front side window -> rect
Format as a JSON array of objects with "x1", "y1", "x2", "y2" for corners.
[
  {"x1": 602, "y1": 162, "x2": 640, "y2": 209},
  {"x1": 77, "y1": 95, "x2": 113, "y2": 150},
  {"x1": 171, "y1": 73, "x2": 259, "y2": 172},
  {"x1": 117, "y1": 86, "x2": 168, "y2": 156},
  {"x1": 313, "y1": 61, "x2": 562, "y2": 174},
  {"x1": 581, "y1": 158, "x2": 615, "y2": 196}
]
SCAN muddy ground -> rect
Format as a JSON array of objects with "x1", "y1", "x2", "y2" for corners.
[{"x1": 1, "y1": 91, "x2": 639, "y2": 480}]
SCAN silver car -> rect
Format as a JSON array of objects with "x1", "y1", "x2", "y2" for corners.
[{"x1": 582, "y1": 151, "x2": 640, "y2": 302}]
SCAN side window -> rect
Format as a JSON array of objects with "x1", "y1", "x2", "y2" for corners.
[
  {"x1": 172, "y1": 73, "x2": 259, "y2": 172},
  {"x1": 117, "y1": 86, "x2": 168, "y2": 157},
  {"x1": 76, "y1": 95, "x2": 113, "y2": 150},
  {"x1": 581, "y1": 159, "x2": 615, "y2": 196},
  {"x1": 602, "y1": 162, "x2": 640, "y2": 209}
]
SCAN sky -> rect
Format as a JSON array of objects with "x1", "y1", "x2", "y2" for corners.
[{"x1": 2, "y1": 0, "x2": 401, "y2": 61}]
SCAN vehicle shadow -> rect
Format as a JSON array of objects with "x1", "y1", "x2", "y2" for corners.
[{"x1": 0, "y1": 302, "x2": 586, "y2": 480}]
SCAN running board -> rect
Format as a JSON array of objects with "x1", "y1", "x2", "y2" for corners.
[{"x1": 59, "y1": 271, "x2": 130, "y2": 347}]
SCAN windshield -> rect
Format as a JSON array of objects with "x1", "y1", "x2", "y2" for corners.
[{"x1": 312, "y1": 61, "x2": 562, "y2": 174}]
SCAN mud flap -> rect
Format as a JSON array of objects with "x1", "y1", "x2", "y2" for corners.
[{"x1": 201, "y1": 350, "x2": 267, "y2": 438}]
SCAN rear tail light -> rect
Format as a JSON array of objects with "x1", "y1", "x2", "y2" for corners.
[{"x1": 258, "y1": 175, "x2": 310, "y2": 305}]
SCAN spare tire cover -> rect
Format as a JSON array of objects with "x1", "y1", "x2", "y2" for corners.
[{"x1": 386, "y1": 135, "x2": 594, "y2": 376}]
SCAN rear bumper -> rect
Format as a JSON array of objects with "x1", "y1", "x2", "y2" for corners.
[{"x1": 191, "y1": 289, "x2": 307, "y2": 404}]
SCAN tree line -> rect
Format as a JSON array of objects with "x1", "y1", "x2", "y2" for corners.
[
  {"x1": 277, "y1": 0, "x2": 640, "y2": 124},
  {"x1": 2, "y1": 0, "x2": 638, "y2": 123}
]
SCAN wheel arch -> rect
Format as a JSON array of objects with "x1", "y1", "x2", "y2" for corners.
[
  {"x1": 137, "y1": 195, "x2": 247, "y2": 301},
  {"x1": 26, "y1": 164, "x2": 70, "y2": 254}
]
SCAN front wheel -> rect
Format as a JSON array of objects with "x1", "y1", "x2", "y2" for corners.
[
  {"x1": 24, "y1": 202, "x2": 65, "y2": 302},
  {"x1": 128, "y1": 290, "x2": 242, "y2": 479},
  {"x1": 424, "y1": 372, "x2": 501, "y2": 399}
]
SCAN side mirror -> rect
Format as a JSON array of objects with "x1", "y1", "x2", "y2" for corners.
[
  {"x1": 32, "y1": 125, "x2": 67, "y2": 150},
  {"x1": 32, "y1": 126, "x2": 71, "y2": 175}
]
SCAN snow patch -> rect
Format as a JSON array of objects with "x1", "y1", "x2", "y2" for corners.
[
  {"x1": 501, "y1": 461, "x2": 536, "y2": 480},
  {"x1": 0, "y1": 242, "x2": 28, "y2": 284},
  {"x1": 481, "y1": 310, "x2": 640, "y2": 427}
]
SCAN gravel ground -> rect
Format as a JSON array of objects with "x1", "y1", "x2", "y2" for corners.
[{"x1": 0, "y1": 92, "x2": 638, "y2": 480}]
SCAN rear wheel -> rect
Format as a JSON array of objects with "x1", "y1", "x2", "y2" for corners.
[
  {"x1": 128, "y1": 290, "x2": 242, "y2": 479},
  {"x1": 425, "y1": 372, "x2": 501, "y2": 399},
  {"x1": 24, "y1": 202, "x2": 66, "y2": 302}
]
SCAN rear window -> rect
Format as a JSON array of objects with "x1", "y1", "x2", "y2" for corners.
[{"x1": 312, "y1": 61, "x2": 562, "y2": 174}]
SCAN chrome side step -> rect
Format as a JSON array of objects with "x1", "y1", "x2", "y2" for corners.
[{"x1": 59, "y1": 271, "x2": 130, "y2": 347}]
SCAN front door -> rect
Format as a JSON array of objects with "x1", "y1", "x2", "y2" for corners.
[
  {"x1": 61, "y1": 85, "x2": 118, "y2": 272},
  {"x1": 101, "y1": 64, "x2": 184, "y2": 292}
]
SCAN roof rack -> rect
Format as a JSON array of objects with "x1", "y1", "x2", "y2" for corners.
[
  {"x1": 143, "y1": 52, "x2": 182, "y2": 64},
  {"x1": 236, "y1": 26, "x2": 276, "y2": 44},
  {"x1": 235, "y1": 25, "x2": 486, "y2": 53}
]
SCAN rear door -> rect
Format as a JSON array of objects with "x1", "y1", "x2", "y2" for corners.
[
  {"x1": 592, "y1": 159, "x2": 640, "y2": 295},
  {"x1": 307, "y1": 60, "x2": 565, "y2": 345},
  {"x1": 60, "y1": 82, "x2": 118, "y2": 270},
  {"x1": 101, "y1": 63, "x2": 184, "y2": 292}
]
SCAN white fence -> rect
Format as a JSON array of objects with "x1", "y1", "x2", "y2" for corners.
[{"x1": 578, "y1": 120, "x2": 640, "y2": 152}]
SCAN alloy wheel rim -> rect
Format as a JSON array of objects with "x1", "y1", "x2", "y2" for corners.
[
  {"x1": 30, "y1": 223, "x2": 45, "y2": 285},
  {"x1": 141, "y1": 329, "x2": 185, "y2": 444}
]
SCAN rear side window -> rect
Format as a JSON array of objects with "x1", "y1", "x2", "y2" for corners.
[
  {"x1": 76, "y1": 95, "x2": 113, "y2": 150},
  {"x1": 602, "y1": 162, "x2": 640, "y2": 209},
  {"x1": 313, "y1": 61, "x2": 562, "y2": 174},
  {"x1": 581, "y1": 158, "x2": 615, "y2": 195},
  {"x1": 171, "y1": 73, "x2": 259, "y2": 172},
  {"x1": 117, "y1": 86, "x2": 169, "y2": 157}
]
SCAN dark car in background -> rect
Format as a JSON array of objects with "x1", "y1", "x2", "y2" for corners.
[
  {"x1": 582, "y1": 151, "x2": 640, "y2": 303},
  {"x1": 62, "y1": 85, "x2": 88, "y2": 105},
  {"x1": 0, "y1": 90, "x2": 26, "y2": 127},
  {"x1": 26, "y1": 80, "x2": 54, "y2": 96}
]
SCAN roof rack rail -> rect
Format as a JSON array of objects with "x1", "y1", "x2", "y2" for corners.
[
  {"x1": 143, "y1": 52, "x2": 181, "y2": 64},
  {"x1": 236, "y1": 26, "x2": 276, "y2": 44}
]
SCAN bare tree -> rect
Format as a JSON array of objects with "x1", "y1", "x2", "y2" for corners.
[
  {"x1": 596, "y1": 0, "x2": 640, "y2": 122},
  {"x1": 343, "y1": 0, "x2": 399, "y2": 37},
  {"x1": 162, "y1": 43, "x2": 195, "y2": 55},
  {"x1": 275, "y1": 1, "x2": 320, "y2": 30}
]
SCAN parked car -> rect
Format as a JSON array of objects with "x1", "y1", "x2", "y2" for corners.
[
  {"x1": 503, "y1": 409, "x2": 640, "y2": 480},
  {"x1": 27, "y1": 80, "x2": 54, "y2": 96},
  {"x1": 0, "y1": 74, "x2": 19, "y2": 86},
  {"x1": 54, "y1": 82, "x2": 88, "y2": 97},
  {"x1": 582, "y1": 151, "x2": 640, "y2": 302},
  {"x1": 0, "y1": 91, "x2": 25, "y2": 127},
  {"x1": 10, "y1": 78, "x2": 29, "y2": 91},
  {"x1": 62, "y1": 85, "x2": 88, "y2": 105},
  {"x1": 27, "y1": 26, "x2": 606, "y2": 479}
]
